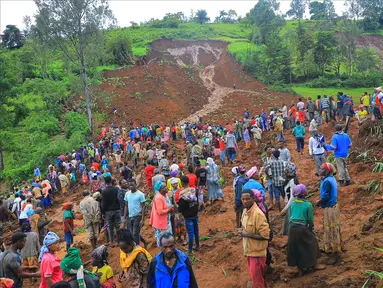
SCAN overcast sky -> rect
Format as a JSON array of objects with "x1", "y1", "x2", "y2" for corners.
[{"x1": 0, "y1": 0, "x2": 347, "y2": 32}]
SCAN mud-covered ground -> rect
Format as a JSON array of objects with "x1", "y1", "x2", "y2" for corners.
[{"x1": 6, "y1": 39, "x2": 382, "y2": 288}]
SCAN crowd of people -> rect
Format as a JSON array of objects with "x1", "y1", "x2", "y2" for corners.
[{"x1": 0, "y1": 86, "x2": 381, "y2": 288}]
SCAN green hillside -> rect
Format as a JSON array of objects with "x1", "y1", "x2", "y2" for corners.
[{"x1": 109, "y1": 23, "x2": 252, "y2": 57}]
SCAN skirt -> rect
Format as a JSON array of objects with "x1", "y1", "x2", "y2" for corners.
[
  {"x1": 154, "y1": 218, "x2": 172, "y2": 247},
  {"x1": 22, "y1": 256, "x2": 38, "y2": 273},
  {"x1": 42, "y1": 195, "x2": 52, "y2": 208},
  {"x1": 323, "y1": 204, "x2": 342, "y2": 253},
  {"x1": 214, "y1": 148, "x2": 221, "y2": 157},
  {"x1": 287, "y1": 223, "x2": 319, "y2": 270},
  {"x1": 207, "y1": 181, "x2": 224, "y2": 201},
  {"x1": 282, "y1": 209, "x2": 290, "y2": 236},
  {"x1": 175, "y1": 212, "x2": 186, "y2": 237}
]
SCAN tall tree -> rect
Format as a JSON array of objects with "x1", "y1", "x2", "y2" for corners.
[
  {"x1": 33, "y1": 0, "x2": 115, "y2": 134},
  {"x1": 247, "y1": 0, "x2": 284, "y2": 44},
  {"x1": 195, "y1": 10, "x2": 210, "y2": 24},
  {"x1": 1, "y1": 25, "x2": 25, "y2": 49},
  {"x1": 324, "y1": 0, "x2": 337, "y2": 20},
  {"x1": 287, "y1": 0, "x2": 308, "y2": 20},
  {"x1": 336, "y1": 20, "x2": 361, "y2": 76},
  {"x1": 344, "y1": 0, "x2": 363, "y2": 20},
  {"x1": 309, "y1": 2, "x2": 327, "y2": 20},
  {"x1": 296, "y1": 22, "x2": 314, "y2": 76},
  {"x1": 314, "y1": 31, "x2": 337, "y2": 75},
  {"x1": 227, "y1": 9, "x2": 238, "y2": 22}
]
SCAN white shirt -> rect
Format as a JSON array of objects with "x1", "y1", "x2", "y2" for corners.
[
  {"x1": 309, "y1": 136, "x2": 325, "y2": 155},
  {"x1": 12, "y1": 197, "x2": 22, "y2": 213},
  {"x1": 19, "y1": 203, "x2": 33, "y2": 220},
  {"x1": 309, "y1": 119, "x2": 317, "y2": 132},
  {"x1": 282, "y1": 106, "x2": 288, "y2": 118},
  {"x1": 297, "y1": 102, "x2": 305, "y2": 111}
]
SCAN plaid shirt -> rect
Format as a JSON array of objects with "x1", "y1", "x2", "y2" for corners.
[{"x1": 266, "y1": 159, "x2": 286, "y2": 187}]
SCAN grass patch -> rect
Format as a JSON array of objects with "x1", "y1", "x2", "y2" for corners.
[
  {"x1": 132, "y1": 47, "x2": 147, "y2": 57},
  {"x1": 291, "y1": 86, "x2": 371, "y2": 99},
  {"x1": 96, "y1": 65, "x2": 119, "y2": 72}
]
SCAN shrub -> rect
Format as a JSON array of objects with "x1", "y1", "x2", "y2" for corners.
[
  {"x1": 64, "y1": 111, "x2": 89, "y2": 138},
  {"x1": 20, "y1": 111, "x2": 60, "y2": 136},
  {"x1": 106, "y1": 31, "x2": 134, "y2": 66}
]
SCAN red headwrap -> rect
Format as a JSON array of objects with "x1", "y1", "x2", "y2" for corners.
[
  {"x1": 322, "y1": 163, "x2": 334, "y2": 174},
  {"x1": 63, "y1": 202, "x2": 72, "y2": 210}
]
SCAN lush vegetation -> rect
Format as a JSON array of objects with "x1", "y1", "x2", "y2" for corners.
[
  {"x1": 110, "y1": 23, "x2": 251, "y2": 57},
  {"x1": 227, "y1": 0, "x2": 383, "y2": 88}
]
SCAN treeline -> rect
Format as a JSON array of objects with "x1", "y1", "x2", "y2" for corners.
[
  {"x1": 238, "y1": 0, "x2": 383, "y2": 87},
  {"x1": 133, "y1": 9, "x2": 240, "y2": 29}
]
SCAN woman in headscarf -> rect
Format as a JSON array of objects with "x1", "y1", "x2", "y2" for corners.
[
  {"x1": 20, "y1": 222, "x2": 40, "y2": 276},
  {"x1": 39, "y1": 232, "x2": 63, "y2": 288},
  {"x1": 150, "y1": 183, "x2": 174, "y2": 247},
  {"x1": 169, "y1": 179, "x2": 187, "y2": 246},
  {"x1": 166, "y1": 170, "x2": 181, "y2": 191},
  {"x1": 62, "y1": 202, "x2": 75, "y2": 251},
  {"x1": 60, "y1": 248, "x2": 102, "y2": 288},
  {"x1": 287, "y1": 184, "x2": 325, "y2": 276},
  {"x1": 91, "y1": 245, "x2": 115, "y2": 288},
  {"x1": 281, "y1": 163, "x2": 299, "y2": 235},
  {"x1": 41, "y1": 184, "x2": 52, "y2": 209},
  {"x1": 316, "y1": 163, "x2": 342, "y2": 265},
  {"x1": 206, "y1": 157, "x2": 224, "y2": 205},
  {"x1": 118, "y1": 229, "x2": 151, "y2": 288}
]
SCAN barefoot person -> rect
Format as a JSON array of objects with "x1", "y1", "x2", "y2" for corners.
[{"x1": 287, "y1": 184, "x2": 326, "y2": 275}]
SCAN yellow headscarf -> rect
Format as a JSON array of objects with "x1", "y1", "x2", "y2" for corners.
[{"x1": 120, "y1": 246, "x2": 152, "y2": 271}]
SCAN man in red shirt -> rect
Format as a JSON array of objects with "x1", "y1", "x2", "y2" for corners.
[{"x1": 186, "y1": 166, "x2": 197, "y2": 188}]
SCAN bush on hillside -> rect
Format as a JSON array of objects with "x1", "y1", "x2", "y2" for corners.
[
  {"x1": 20, "y1": 111, "x2": 60, "y2": 136},
  {"x1": 64, "y1": 111, "x2": 89, "y2": 138},
  {"x1": 106, "y1": 32, "x2": 134, "y2": 65}
]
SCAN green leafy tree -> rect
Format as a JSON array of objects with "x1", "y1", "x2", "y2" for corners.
[
  {"x1": 309, "y1": 2, "x2": 327, "y2": 20},
  {"x1": 34, "y1": 0, "x2": 115, "y2": 135},
  {"x1": 296, "y1": 22, "x2": 314, "y2": 61},
  {"x1": 336, "y1": 20, "x2": 361, "y2": 76},
  {"x1": 324, "y1": 0, "x2": 337, "y2": 20},
  {"x1": 2, "y1": 25, "x2": 25, "y2": 49},
  {"x1": 314, "y1": 31, "x2": 337, "y2": 75},
  {"x1": 287, "y1": 0, "x2": 308, "y2": 20},
  {"x1": 227, "y1": 10, "x2": 238, "y2": 22},
  {"x1": 356, "y1": 48, "x2": 378, "y2": 74},
  {"x1": 247, "y1": 0, "x2": 284, "y2": 44},
  {"x1": 195, "y1": 10, "x2": 210, "y2": 24},
  {"x1": 344, "y1": 0, "x2": 362, "y2": 20}
]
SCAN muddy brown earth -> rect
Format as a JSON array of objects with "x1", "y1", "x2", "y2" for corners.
[{"x1": 11, "y1": 39, "x2": 382, "y2": 288}]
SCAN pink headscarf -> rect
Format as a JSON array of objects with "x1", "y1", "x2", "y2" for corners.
[
  {"x1": 246, "y1": 166, "x2": 258, "y2": 178},
  {"x1": 251, "y1": 189, "x2": 266, "y2": 214}
]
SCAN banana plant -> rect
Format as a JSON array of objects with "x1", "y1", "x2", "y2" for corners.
[{"x1": 372, "y1": 162, "x2": 383, "y2": 173}]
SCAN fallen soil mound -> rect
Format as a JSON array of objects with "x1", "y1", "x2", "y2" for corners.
[{"x1": 97, "y1": 39, "x2": 297, "y2": 127}]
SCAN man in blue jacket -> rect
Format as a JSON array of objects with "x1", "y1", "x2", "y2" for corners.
[
  {"x1": 147, "y1": 232, "x2": 198, "y2": 288},
  {"x1": 325, "y1": 124, "x2": 352, "y2": 186}
]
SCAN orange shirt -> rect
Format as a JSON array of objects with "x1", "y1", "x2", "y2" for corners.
[{"x1": 290, "y1": 107, "x2": 297, "y2": 118}]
